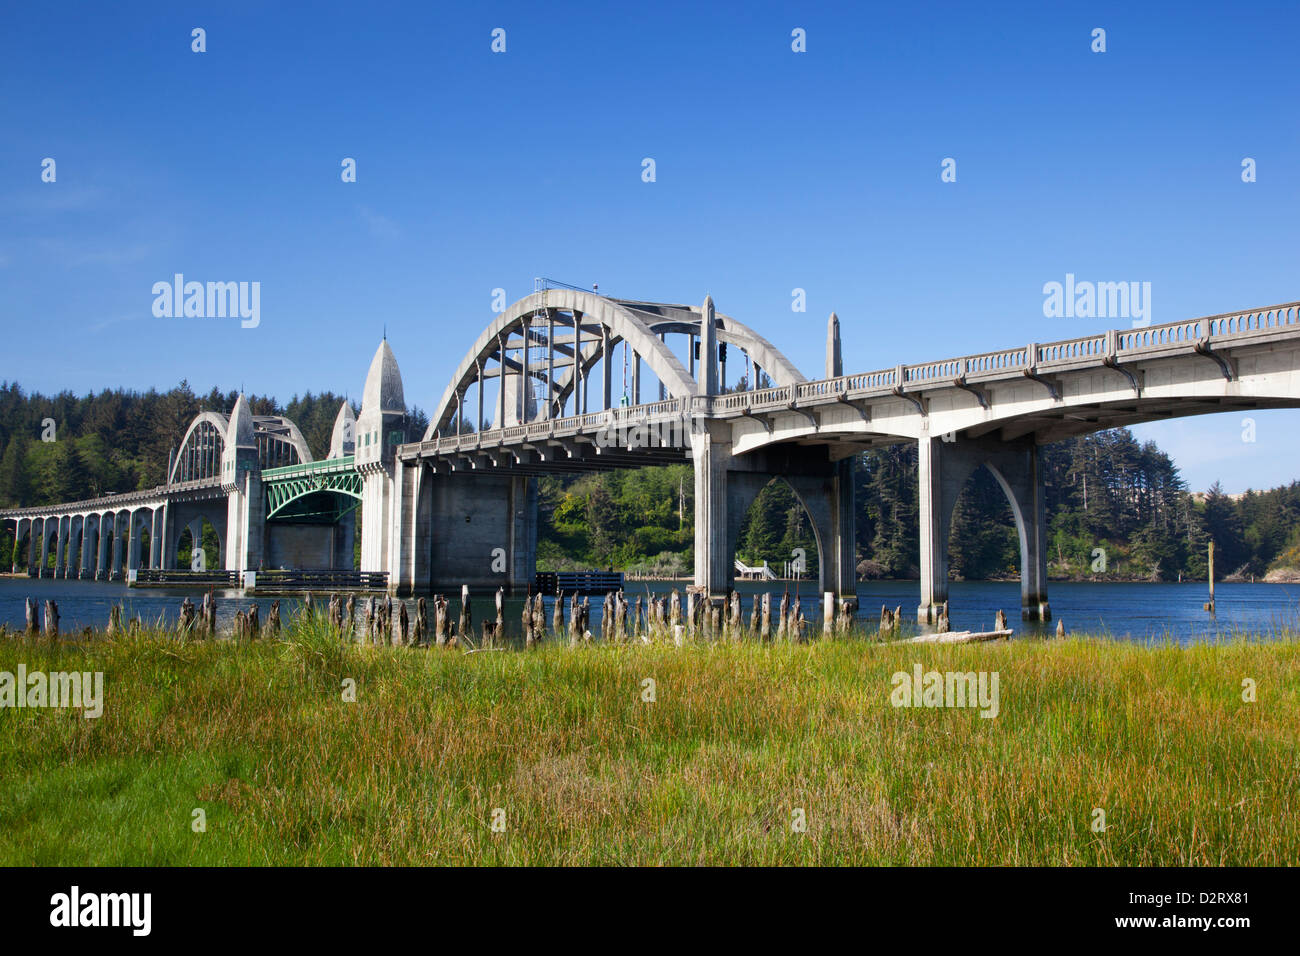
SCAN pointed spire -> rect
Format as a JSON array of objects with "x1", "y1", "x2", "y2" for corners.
[
  {"x1": 698, "y1": 295, "x2": 717, "y2": 396},
  {"x1": 226, "y1": 392, "x2": 256, "y2": 448},
  {"x1": 361, "y1": 339, "x2": 405, "y2": 416},
  {"x1": 328, "y1": 401, "x2": 357, "y2": 459},
  {"x1": 826, "y1": 312, "x2": 842, "y2": 379}
]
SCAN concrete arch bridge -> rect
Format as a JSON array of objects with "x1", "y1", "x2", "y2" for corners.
[{"x1": 6, "y1": 288, "x2": 1300, "y2": 622}]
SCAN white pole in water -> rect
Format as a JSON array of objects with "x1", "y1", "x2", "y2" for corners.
[{"x1": 1206, "y1": 540, "x2": 1216, "y2": 614}]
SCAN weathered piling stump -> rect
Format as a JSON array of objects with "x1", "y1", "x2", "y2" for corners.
[
  {"x1": 750, "y1": 595, "x2": 760, "y2": 637},
  {"x1": 399, "y1": 601, "x2": 410, "y2": 645},
  {"x1": 26, "y1": 597, "x2": 39, "y2": 635},
  {"x1": 434, "y1": 594, "x2": 449, "y2": 647},
  {"x1": 43, "y1": 600, "x2": 59, "y2": 638},
  {"x1": 414, "y1": 597, "x2": 428, "y2": 646},
  {"x1": 533, "y1": 593, "x2": 546, "y2": 643},
  {"x1": 760, "y1": 593, "x2": 772, "y2": 642},
  {"x1": 1056, "y1": 619, "x2": 1065, "y2": 638},
  {"x1": 233, "y1": 609, "x2": 248, "y2": 640},
  {"x1": 247, "y1": 603, "x2": 260, "y2": 638},
  {"x1": 346, "y1": 594, "x2": 357, "y2": 636},
  {"x1": 178, "y1": 598, "x2": 197, "y2": 637},
  {"x1": 106, "y1": 602, "x2": 123, "y2": 637},
  {"x1": 523, "y1": 595, "x2": 536, "y2": 648},
  {"x1": 995, "y1": 609, "x2": 1008, "y2": 632},
  {"x1": 269, "y1": 599, "x2": 281, "y2": 636},
  {"x1": 567, "y1": 592, "x2": 581, "y2": 646},
  {"x1": 493, "y1": 587, "x2": 505, "y2": 648},
  {"x1": 458, "y1": 586, "x2": 472, "y2": 643},
  {"x1": 935, "y1": 600, "x2": 950, "y2": 634},
  {"x1": 777, "y1": 592, "x2": 789, "y2": 640}
]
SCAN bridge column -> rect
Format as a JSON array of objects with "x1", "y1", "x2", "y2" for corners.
[
  {"x1": 78, "y1": 515, "x2": 93, "y2": 578},
  {"x1": 12, "y1": 517, "x2": 27, "y2": 573},
  {"x1": 28, "y1": 519, "x2": 39, "y2": 576},
  {"x1": 96, "y1": 513, "x2": 110, "y2": 579},
  {"x1": 828, "y1": 456, "x2": 858, "y2": 602},
  {"x1": 158, "y1": 501, "x2": 174, "y2": 570},
  {"x1": 916, "y1": 434, "x2": 1050, "y2": 624},
  {"x1": 54, "y1": 517, "x2": 67, "y2": 579},
  {"x1": 126, "y1": 509, "x2": 141, "y2": 574},
  {"x1": 38, "y1": 519, "x2": 50, "y2": 578},
  {"x1": 692, "y1": 424, "x2": 733, "y2": 601},
  {"x1": 109, "y1": 511, "x2": 123, "y2": 579},
  {"x1": 150, "y1": 508, "x2": 163, "y2": 569}
]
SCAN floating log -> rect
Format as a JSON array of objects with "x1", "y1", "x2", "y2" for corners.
[{"x1": 899, "y1": 629, "x2": 1013, "y2": 645}]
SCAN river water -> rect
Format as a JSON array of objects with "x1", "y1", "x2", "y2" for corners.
[{"x1": 1, "y1": 577, "x2": 1295, "y2": 644}]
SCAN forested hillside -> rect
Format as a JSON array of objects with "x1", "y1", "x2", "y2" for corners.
[{"x1": 2, "y1": 381, "x2": 1298, "y2": 581}]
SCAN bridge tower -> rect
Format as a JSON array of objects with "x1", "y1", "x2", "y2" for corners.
[
  {"x1": 356, "y1": 340, "x2": 407, "y2": 579},
  {"x1": 222, "y1": 393, "x2": 264, "y2": 575}
]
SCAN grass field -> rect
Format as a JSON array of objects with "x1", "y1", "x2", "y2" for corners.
[{"x1": 1, "y1": 622, "x2": 1297, "y2": 865}]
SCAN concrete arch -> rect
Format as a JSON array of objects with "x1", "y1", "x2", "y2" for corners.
[
  {"x1": 425, "y1": 291, "x2": 699, "y2": 437},
  {"x1": 726, "y1": 473, "x2": 831, "y2": 592},
  {"x1": 423, "y1": 291, "x2": 812, "y2": 438},
  {"x1": 170, "y1": 412, "x2": 229, "y2": 483},
  {"x1": 253, "y1": 415, "x2": 314, "y2": 468}
]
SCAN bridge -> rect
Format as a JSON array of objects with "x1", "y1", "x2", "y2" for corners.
[{"x1": 6, "y1": 286, "x2": 1300, "y2": 623}]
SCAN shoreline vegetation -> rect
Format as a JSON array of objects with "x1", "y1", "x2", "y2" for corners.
[{"x1": 1, "y1": 615, "x2": 1297, "y2": 866}]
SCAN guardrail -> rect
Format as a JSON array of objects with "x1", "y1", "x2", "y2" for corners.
[{"x1": 394, "y1": 300, "x2": 1300, "y2": 458}]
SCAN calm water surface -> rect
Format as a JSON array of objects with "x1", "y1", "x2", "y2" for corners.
[{"x1": 2, "y1": 577, "x2": 1296, "y2": 644}]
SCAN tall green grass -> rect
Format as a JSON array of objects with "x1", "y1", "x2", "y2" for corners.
[{"x1": 1, "y1": 622, "x2": 1296, "y2": 865}]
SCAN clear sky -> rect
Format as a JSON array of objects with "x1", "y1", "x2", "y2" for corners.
[{"x1": 2, "y1": 1, "x2": 1297, "y2": 493}]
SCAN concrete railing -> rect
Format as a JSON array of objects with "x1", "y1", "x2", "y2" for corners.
[{"x1": 398, "y1": 300, "x2": 1300, "y2": 460}]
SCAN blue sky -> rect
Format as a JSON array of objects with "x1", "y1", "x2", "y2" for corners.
[{"x1": 2, "y1": 0, "x2": 1297, "y2": 492}]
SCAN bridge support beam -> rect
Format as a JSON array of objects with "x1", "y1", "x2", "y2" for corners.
[
  {"x1": 693, "y1": 426, "x2": 733, "y2": 601},
  {"x1": 96, "y1": 513, "x2": 111, "y2": 579},
  {"x1": 917, "y1": 434, "x2": 1050, "y2": 624}
]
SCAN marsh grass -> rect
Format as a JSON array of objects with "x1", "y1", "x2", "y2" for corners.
[{"x1": 1, "y1": 621, "x2": 1297, "y2": 865}]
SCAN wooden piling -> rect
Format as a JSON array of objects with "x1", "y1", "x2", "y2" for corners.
[
  {"x1": 25, "y1": 597, "x2": 39, "y2": 636},
  {"x1": 43, "y1": 600, "x2": 59, "y2": 638}
]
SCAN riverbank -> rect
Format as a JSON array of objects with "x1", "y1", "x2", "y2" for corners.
[{"x1": 2, "y1": 622, "x2": 1296, "y2": 865}]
